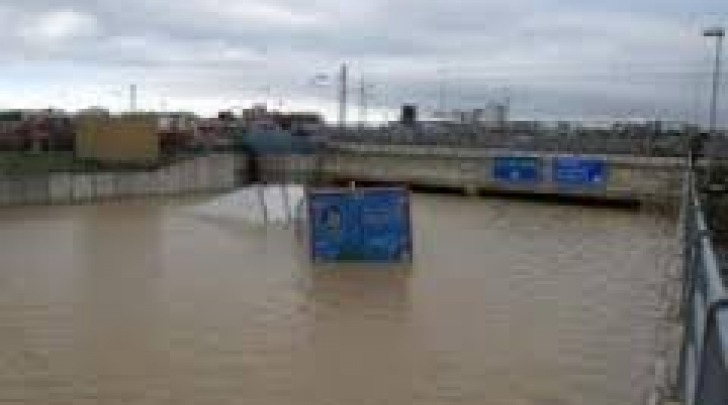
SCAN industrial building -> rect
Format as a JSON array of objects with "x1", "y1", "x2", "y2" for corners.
[
  {"x1": 242, "y1": 105, "x2": 323, "y2": 133},
  {"x1": 0, "y1": 109, "x2": 74, "y2": 151},
  {"x1": 76, "y1": 114, "x2": 160, "y2": 164}
]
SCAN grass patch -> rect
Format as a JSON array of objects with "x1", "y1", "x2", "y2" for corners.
[
  {"x1": 0, "y1": 151, "x2": 219, "y2": 175},
  {"x1": 0, "y1": 152, "x2": 78, "y2": 174}
]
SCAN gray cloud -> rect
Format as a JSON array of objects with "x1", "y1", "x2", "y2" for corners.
[{"x1": 0, "y1": 0, "x2": 725, "y2": 124}]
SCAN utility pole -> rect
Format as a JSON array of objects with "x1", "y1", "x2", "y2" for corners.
[
  {"x1": 359, "y1": 76, "x2": 369, "y2": 128},
  {"x1": 130, "y1": 84, "x2": 138, "y2": 113},
  {"x1": 338, "y1": 63, "x2": 348, "y2": 130},
  {"x1": 438, "y1": 67, "x2": 447, "y2": 118}
]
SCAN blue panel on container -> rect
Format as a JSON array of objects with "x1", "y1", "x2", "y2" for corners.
[
  {"x1": 493, "y1": 157, "x2": 541, "y2": 183},
  {"x1": 308, "y1": 191, "x2": 353, "y2": 262},
  {"x1": 553, "y1": 158, "x2": 607, "y2": 187},
  {"x1": 308, "y1": 188, "x2": 412, "y2": 263}
]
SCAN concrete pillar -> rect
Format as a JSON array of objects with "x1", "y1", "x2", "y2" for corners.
[{"x1": 464, "y1": 184, "x2": 479, "y2": 197}]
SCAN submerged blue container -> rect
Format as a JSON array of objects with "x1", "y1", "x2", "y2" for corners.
[{"x1": 306, "y1": 187, "x2": 413, "y2": 263}]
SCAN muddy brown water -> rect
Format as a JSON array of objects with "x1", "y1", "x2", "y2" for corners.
[{"x1": 0, "y1": 194, "x2": 675, "y2": 404}]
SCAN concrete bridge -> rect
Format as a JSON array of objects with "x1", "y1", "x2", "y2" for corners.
[{"x1": 255, "y1": 142, "x2": 688, "y2": 203}]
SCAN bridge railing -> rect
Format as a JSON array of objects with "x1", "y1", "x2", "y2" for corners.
[
  {"x1": 678, "y1": 164, "x2": 728, "y2": 404},
  {"x1": 323, "y1": 127, "x2": 694, "y2": 157}
]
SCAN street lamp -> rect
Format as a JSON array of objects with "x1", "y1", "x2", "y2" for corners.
[
  {"x1": 702, "y1": 27, "x2": 724, "y2": 184},
  {"x1": 704, "y1": 27, "x2": 724, "y2": 139}
]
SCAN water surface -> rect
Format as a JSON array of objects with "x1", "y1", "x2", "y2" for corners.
[{"x1": 0, "y1": 194, "x2": 674, "y2": 404}]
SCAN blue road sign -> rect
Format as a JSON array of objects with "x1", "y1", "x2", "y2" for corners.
[
  {"x1": 493, "y1": 157, "x2": 541, "y2": 183},
  {"x1": 308, "y1": 187, "x2": 413, "y2": 263},
  {"x1": 553, "y1": 158, "x2": 607, "y2": 187}
]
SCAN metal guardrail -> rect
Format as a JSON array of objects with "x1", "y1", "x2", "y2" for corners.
[
  {"x1": 324, "y1": 128, "x2": 728, "y2": 158},
  {"x1": 323, "y1": 127, "x2": 694, "y2": 157},
  {"x1": 677, "y1": 164, "x2": 728, "y2": 404}
]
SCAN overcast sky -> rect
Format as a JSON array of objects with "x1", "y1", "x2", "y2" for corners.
[{"x1": 0, "y1": 0, "x2": 726, "y2": 124}]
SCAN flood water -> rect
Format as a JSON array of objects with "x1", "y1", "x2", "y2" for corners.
[{"x1": 0, "y1": 193, "x2": 675, "y2": 405}]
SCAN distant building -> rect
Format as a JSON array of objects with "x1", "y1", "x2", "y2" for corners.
[
  {"x1": 426, "y1": 104, "x2": 509, "y2": 130},
  {"x1": 281, "y1": 112, "x2": 324, "y2": 134},
  {"x1": 0, "y1": 109, "x2": 73, "y2": 151},
  {"x1": 242, "y1": 104, "x2": 269, "y2": 124},
  {"x1": 242, "y1": 105, "x2": 324, "y2": 134},
  {"x1": 509, "y1": 120, "x2": 540, "y2": 133},
  {"x1": 76, "y1": 115, "x2": 159, "y2": 163},
  {"x1": 483, "y1": 103, "x2": 509, "y2": 131},
  {"x1": 400, "y1": 105, "x2": 418, "y2": 127},
  {"x1": 191, "y1": 110, "x2": 247, "y2": 151},
  {"x1": 77, "y1": 107, "x2": 111, "y2": 117},
  {"x1": 158, "y1": 112, "x2": 197, "y2": 154},
  {"x1": 0, "y1": 110, "x2": 25, "y2": 150}
]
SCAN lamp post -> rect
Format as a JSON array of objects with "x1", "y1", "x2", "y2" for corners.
[
  {"x1": 704, "y1": 27, "x2": 725, "y2": 141},
  {"x1": 702, "y1": 27, "x2": 725, "y2": 185}
]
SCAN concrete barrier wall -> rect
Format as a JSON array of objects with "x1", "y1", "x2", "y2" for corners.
[
  {"x1": 0, "y1": 154, "x2": 238, "y2": 207},
  {"x1": 3, "y1": 149, "x2": 681, "y2": 206},
  {"x1": 253, "y1": 155, "x2": 319, "y2": 184},
  {"x1": 49, "y1": 174, "x2": 72, "y2": 203}
]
